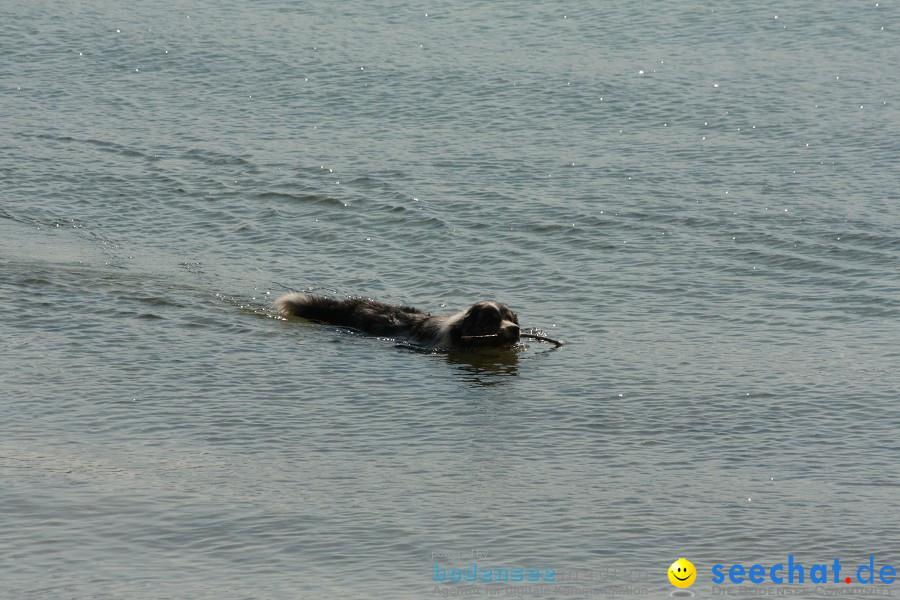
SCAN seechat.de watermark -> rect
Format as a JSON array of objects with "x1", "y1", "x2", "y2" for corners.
[
  {"x1": 668, "y1": 556, "x2": 897, "y2": 597},
  {"x1": 711, "y1": 556, "x2": 896, "y2": 586}
]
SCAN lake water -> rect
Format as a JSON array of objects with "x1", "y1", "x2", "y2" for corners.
[{"x1": 2, "y1": 1, "x2": 899, "y2": 598}]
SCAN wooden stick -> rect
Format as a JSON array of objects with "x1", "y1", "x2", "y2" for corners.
[
  {"x1": 461, "y1": 333, "x2": 564, "y2": 347},
  {"x1": 520, "y1": 332, "x2": 564, "y2": 347}
]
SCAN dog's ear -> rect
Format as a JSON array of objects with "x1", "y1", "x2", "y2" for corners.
[{"x1": 450, "y1": 302, "x2": 489, "y2": 342}]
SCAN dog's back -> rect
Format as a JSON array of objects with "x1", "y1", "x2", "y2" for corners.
[{"x1": 275, "y1": 292, "x2": 428, "y2": 337}]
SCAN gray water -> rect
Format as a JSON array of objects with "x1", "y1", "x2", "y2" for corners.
[{"x1": 2, "y1": 1, "x2": 899, "y2": 598}]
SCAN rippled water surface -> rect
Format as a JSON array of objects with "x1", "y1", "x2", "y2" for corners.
[{"x1": 2, "y1": 1, "x2": 899, "y2": 598}]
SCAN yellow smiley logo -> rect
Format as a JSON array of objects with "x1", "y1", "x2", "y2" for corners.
[{"x1": 668, "y1": 558, "x2": 697, "y2": 588}]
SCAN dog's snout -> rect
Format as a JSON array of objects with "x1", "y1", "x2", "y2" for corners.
[{"x1": 504, "y1": 322, "x2": 520, "y2": 338}]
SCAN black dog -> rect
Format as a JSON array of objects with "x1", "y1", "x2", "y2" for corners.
[{"x1": 275, "y1": 293, "x2": 520, "y2": 349}]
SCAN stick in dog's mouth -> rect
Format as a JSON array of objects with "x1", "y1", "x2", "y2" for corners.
[{"x1": 461, "y1": 333, "x2": 564, "y2": 347}]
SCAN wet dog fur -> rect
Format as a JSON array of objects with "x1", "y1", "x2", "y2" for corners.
[{"x1": 275, "y1": 293, "x2": 520, "y2": 349}]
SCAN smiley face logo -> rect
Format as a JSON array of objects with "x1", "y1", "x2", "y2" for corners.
[{"x1": 668, "y1": 558, "x2": 696, "y2": 588}]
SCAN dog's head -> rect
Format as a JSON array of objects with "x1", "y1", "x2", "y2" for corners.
[{"x1": 452, "y1": 301, "x2": 520, "y2": 348}]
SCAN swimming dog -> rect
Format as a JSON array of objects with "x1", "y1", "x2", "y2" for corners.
[{"x1": 275, "y1": 293, "x2": 521, "y2": 349}]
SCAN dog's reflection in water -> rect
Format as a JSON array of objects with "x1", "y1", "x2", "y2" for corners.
[{"x1": 444, "y1": 346, "x2": 520, "y2": 388}]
